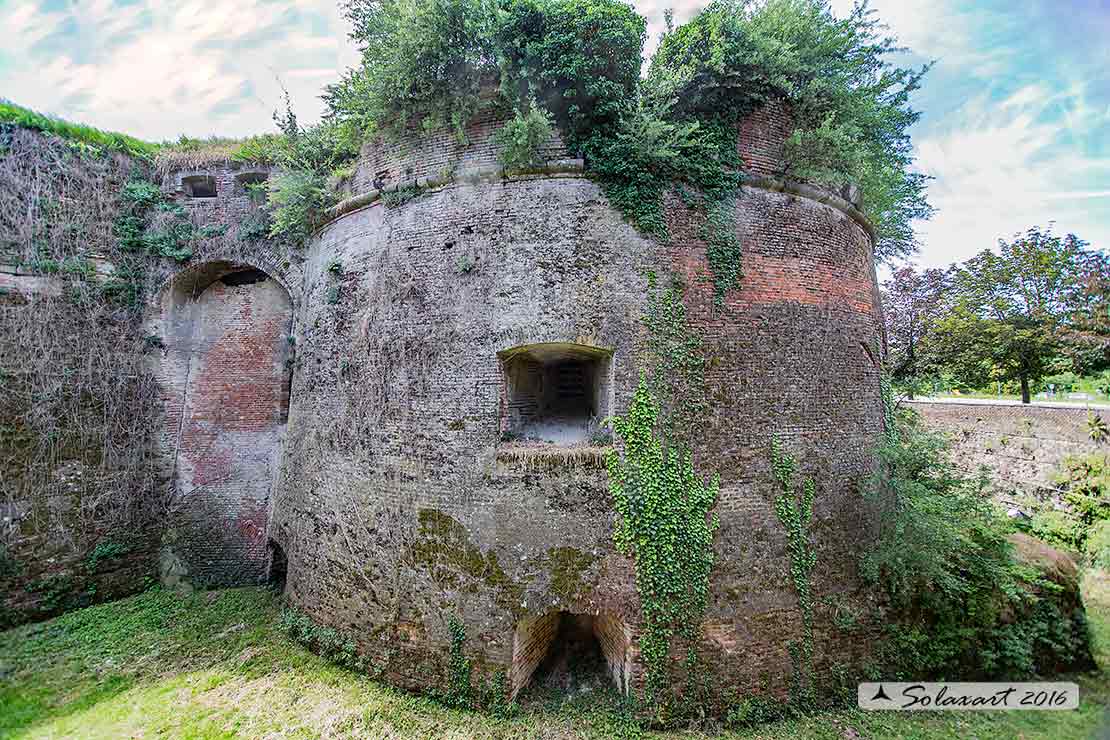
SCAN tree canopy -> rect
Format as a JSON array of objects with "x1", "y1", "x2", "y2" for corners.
[
  {"x1": 292, "y1": 0, "x2": 934, "y2": 262},
  {"x1": 883, "y1": 226, "x2": 1108, "y2": 403}
]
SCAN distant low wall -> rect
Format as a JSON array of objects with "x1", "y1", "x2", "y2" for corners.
[{"x1": 906, "y1": 400, "x2": 1104, "y2": 501}]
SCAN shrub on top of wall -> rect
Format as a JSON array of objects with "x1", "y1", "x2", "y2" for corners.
[{"x1": 289, "y1": 0, "x2": 932, "y2": 264}]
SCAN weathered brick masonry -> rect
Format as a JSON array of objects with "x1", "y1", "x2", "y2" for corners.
[
  {"x1": 265, "y1": 102, "x2": 885, "y2": 701},
  {"x1": 908, "y1": 400, "x2": 1104, "y2": 500},
  {"x1": 2, "y1": 101, "x2": 885, "y2": 700},
  {"x1": 150, "y1": 165, "x2": 301, "y2": 587}
]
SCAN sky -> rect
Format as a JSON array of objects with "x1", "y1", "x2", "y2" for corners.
[{"x1": 0, "y1": 0, "x2": 1107, "y2": 270}]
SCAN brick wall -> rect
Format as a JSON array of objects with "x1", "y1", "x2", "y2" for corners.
[
  {"x1": 159, "y1": 273, "x2": 293, "y2": 586},
  {"x1": 907, "y1": 400, "x2": 1103, "y2": 500},
  {"x1": 509, "y1": 611, "x2": 561, "y2": 698},
  {"x1": 593, "y1": 612, "x2": 635, "y2": 693},
  {"x1": 271, "y1": 101, "x2": 884, "y2": 702},
  {"x1": 352, "y1": 108, "x2": 571, "y2": 194},
  {"x1": 3, "y1": 100, "x2": 885, "y2": 698}
]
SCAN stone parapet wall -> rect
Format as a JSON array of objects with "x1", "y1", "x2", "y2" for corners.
[
  {"x1": 352, "y1": 108, "x2": 570, "y2": 196},
  {"x1": 907, "y1": 400, "x2": 1104, "y2": 498}
]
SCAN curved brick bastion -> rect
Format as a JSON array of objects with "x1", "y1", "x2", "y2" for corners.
[{"x1": 146, "y1": 103, "x2": 884, "y2": 701}]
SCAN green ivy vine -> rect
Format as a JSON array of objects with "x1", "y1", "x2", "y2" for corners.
[
  {"x1": 444, "y1": 615, "x2": 473, "y2": 709},
  {"x1": 641, "y1": 272, "x2": 708, "y2": 441},
  {"x1": 607, "y1": 275, "x2": 721, "y2": 714},
  {"x1": 607, "y1": 374, "x2": 719, "y2": 707},
  {"x1": 769, "y1": 436, "x2": 817, "y2": 706}
]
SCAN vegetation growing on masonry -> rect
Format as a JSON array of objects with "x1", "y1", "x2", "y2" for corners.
[
  {"x1": 607, "y1": 374, "x2": 719, "y2": 716},
  {"x1": 1019, "y1": 451, "x2": 1110, "y2": 566},
  {"x1": 606, "y1": 274, "x2": 718, "y2": 720},
  {"x1": 442, "y1": 615, "x2": 474, "y2": 709},
  {"x1": 863, "y1": 409, "x2": 1094, "y2": 680},
  {"x1": 0, "y1": 100, "x2": 158, "y2": 159},
  {"x1": 262, "y1": 0, "x2": 931, "y2": 275},
  {"x1": 769, "y1": 437, "x2": 818, "y2": 706},
  {"x1": 0, "y1": 116, "x2": 285, "y2": 627}
]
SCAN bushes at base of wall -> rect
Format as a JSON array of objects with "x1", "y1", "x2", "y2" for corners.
[
  {"x1": 862, "y1": 410, "x2": 1095, "y2": 680},
  {"x1": 1015, "y1": 451, "x2": 1109, "y2": 568}
]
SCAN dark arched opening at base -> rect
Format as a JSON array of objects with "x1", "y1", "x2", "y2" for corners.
[
  {"x1": 267, "y1": 539, "x2": 287, "y2": 592},
  {"x1": 509, "y1": 611, "x2": 632, "y2": 700}
]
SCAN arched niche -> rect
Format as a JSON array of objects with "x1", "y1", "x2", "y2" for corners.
[{"x1": 157, "y1": 261, "x2": 294, "y2": 587}]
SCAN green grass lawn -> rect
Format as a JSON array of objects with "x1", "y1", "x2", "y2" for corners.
[{"x1": 1, "y1": 572, "x2": 1108, "y2": 739}]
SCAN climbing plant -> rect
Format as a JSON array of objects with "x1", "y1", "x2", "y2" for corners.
[
  {"x1": 607, "y1": 372, "x2": 719, "y2": 712},
  {"x1": 769, "y1": 436, "x2": 817, "y2": 706},
  {"x1": 641, "y1": 272, "x2": 708, "y2": 442},
  {"x1": 604, "y1": 273, "x2": 722, "y2": 716},
  {"x1": 443, "y1": 615, "x2": 474, "y2": 708}
]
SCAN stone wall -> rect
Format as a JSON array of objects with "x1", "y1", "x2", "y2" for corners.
[
  {"x1": 907, "y1": 400, "x2": 1104, "y2": 500},
  {"x1": 271, "y1": 102, "x2": 884, "y2": 703},
  {"x1": 0, "y1": 128, "x2": 162, "y2": 626},
  {"x1": 2, "y1": 100, "x2": 887, "y2": 704},
  {"x1": 0, "y1": 126, "x2": 301, "y2": 623},
  {"x1": 351, "y1": 107, "x2": 570, "y2": 195},
  {"x1": 147, "y1": 161, "x2": 304, "y2": 589},
  {"x1": 159, "y1": 273, "x2": 293, "y2": 586}
]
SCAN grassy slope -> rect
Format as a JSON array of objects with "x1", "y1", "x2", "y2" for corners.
[
  {"x1": 0, "y1": 100, "x2": 158, "y2": 159},
  {"x1": 1, "y1": 574, "x2": 1108, "y2": 740}
]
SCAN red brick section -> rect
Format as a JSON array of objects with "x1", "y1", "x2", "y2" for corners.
[
  {"x1": 510, "y1": 612, "x2": 561, "y2": 698},
  {"x1": 175, "y1": 276, "x2": 292, "y2": 586},
  {"x1": 736, "y1": 99, "x2": 792, "y2": 176},
  {"x1": 593, "y1": 612, "x2": 635, "y2": 693}
]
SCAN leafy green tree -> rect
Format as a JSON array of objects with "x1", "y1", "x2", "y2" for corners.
[
  {"x1": 325, "y1": 0, "x2": 503, "y2": 140},
  {"x1": 1060, "y1": 249, "x2": 1110, "y2": 374},
  {"x1": 881, "y1": 264, "x2": 947, "y2": 396},
  {"x1": 496, "y1": 0, "x2": 645, "y2": 151},
  {"x1": 930, "y1": 226, "x2": 1091, "y2": 403},
  {"x1": 646, "y1": 0, "x2": 934, "y2": 262}
]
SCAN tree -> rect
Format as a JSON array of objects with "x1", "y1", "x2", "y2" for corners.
[
  {"x1": 645, "y1": 0, "x2": 935, "y2": 262},
  {"x1": 1059, "y1": 249, "x2": 1110, "y2": 374},
  {"x1": 881, "y1": 264, "x2": 947, "y2": 397},
  {"x1": 930, "y1": 226, "x2": 1090, "y2": 403}
]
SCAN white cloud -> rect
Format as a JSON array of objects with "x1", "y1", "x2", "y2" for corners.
[
  {"x1": 911, "y1": 81, "x2": 1110, "y2": 266},
  {"x1": 0, "y1": 0, "x2": 358, "y2": 140}
]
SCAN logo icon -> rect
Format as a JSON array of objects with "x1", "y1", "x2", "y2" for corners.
[{"x1": 871, "y1": 684, "x2": 892, "y2": 702}]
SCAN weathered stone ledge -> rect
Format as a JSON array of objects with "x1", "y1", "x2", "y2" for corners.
[
  {"x1": 315, "y1": 159, "x2": 586, "y2": 232},
  {"x1": 314, "y1": 162, "x2": 877, "y2": 247},
  {"x1": 743, "y1": 176, "x2": 877, "y2": 244}
]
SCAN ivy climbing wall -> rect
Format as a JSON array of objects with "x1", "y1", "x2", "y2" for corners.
[
  {"x1": 0, "y1": 126, "x2": 300, "y2": 624},
  {"x1": 270, "y1": 102, "x2": 885, "y2": 704}
]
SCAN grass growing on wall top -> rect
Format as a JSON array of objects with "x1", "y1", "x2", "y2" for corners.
[
  {"x1": 0, "y1": 100, "x2": 158, "y2": 159},
  {"x1": 0, "y1": 99, "x2": 283, "y2": 170}
]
